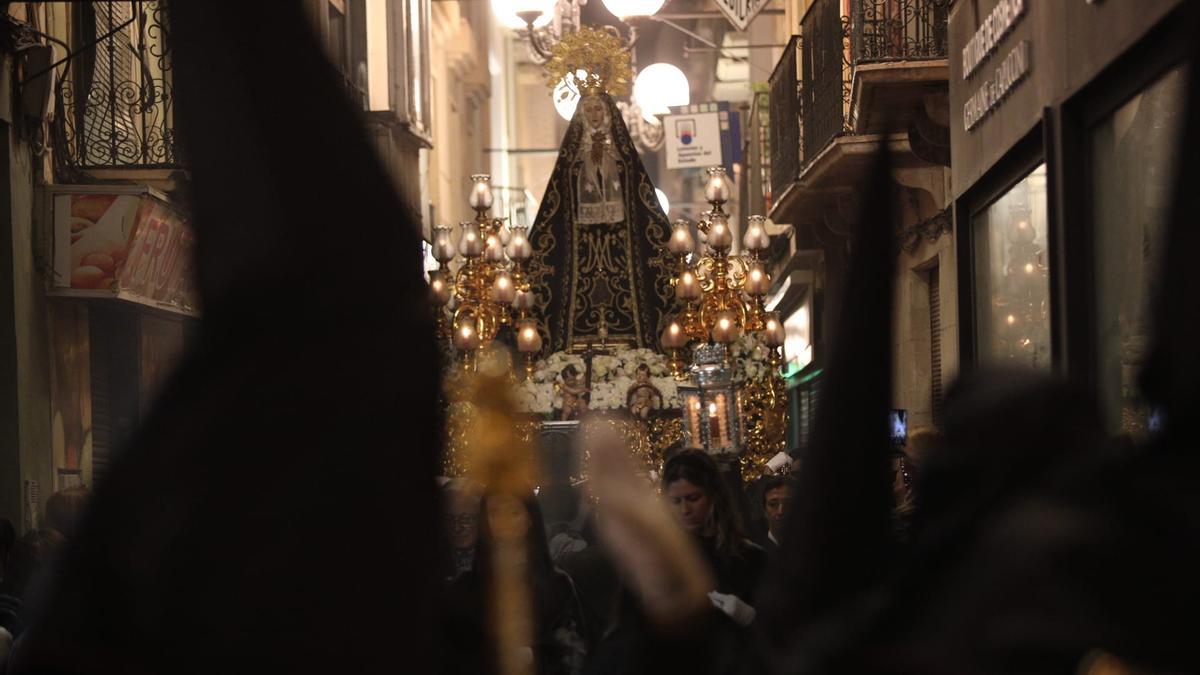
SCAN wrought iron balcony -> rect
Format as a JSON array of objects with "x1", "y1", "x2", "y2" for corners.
[
  {"x1": 54, "y1": 2, "x2": 179, "y2": 174},
  {"x1": 852, "y1": 0, "x2": 949, "y2": 65},
  {"x1": 767, "y1": 0, "x2": 947, "y2": 221},
  {"x1": 768, "y1": 37, "x2": 800, "y2": 204},
  {"x1": 770, "y1": 0, "x2": 947, "y2": 194}
]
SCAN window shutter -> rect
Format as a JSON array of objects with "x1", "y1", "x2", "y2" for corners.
[{"x1": 929, "y1": 265, "x2": 943, "y2": 427}]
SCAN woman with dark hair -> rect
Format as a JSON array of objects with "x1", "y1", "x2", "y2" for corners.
[
  {"x1": 443, "y1": 490, "x2": 590, "y2": 675},
  {"x1": 661, "y1": 450, "x2": 766, "y2": 628}
]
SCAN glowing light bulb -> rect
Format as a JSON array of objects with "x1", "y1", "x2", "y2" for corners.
[
  {"x1": 1006, "y1": 314, "x2": 1016, "y2": 326},
  {"x1": 1024, "y1": 263, "x2": 1034, "y2": 274}
]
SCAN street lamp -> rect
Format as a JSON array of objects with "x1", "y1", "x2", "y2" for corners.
[
  {"x1": 600, "y1": 0, "x2": 667, "y2": 19},
  {"x1": 490, "y1": 0, "x2": 555, "y2": 29},
  {"x1": 632, "y1": 62, "x2": 689, "y2": 122}
]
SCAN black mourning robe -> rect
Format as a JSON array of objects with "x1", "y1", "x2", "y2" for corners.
[
  {"x1": 526, "y1": 93, "x2": 674, "y2": 353},
  {"x1": 8, "y1": 2, "x2": 441, "y2": 673}
]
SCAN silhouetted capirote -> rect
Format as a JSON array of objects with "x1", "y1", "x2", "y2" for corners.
[{"x1": 7, "y1": 2, "x2": 442, "y2": 673}]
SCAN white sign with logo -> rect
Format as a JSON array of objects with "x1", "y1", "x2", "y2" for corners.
[
  {"x1": 712, "y1": 0, "x2": 767, "y2": 32},
  {"x1": 664, "y1": 111, "x2": 723, "y2": 169}
]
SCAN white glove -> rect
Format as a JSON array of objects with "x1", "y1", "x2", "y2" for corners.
[{"x1": 708, "y1": 591, "x2": 756, "y2": 627}]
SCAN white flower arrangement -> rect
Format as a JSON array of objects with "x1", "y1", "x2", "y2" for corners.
[
  {"x1": 515, "y1": 346, "x2": 681, "y2": 415},
  {"x1": 510, "y1": 337, "x2": 776, "y2": 415}
]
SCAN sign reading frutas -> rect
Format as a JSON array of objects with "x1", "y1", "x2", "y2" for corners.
[
  {"x1": 52, "y1": 188, "x2": 198, "y2": 314},
  {"x1": 712, "y1": 0, "x2": 767, "y2": 32}
]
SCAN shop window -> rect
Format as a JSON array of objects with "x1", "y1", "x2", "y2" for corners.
[
  {"x1": 1090, "y1": 64, "x2": 1186, "y2": 436},
  {"x1": 971, "y1": 163, "x2": 1051, "y2": 369}
]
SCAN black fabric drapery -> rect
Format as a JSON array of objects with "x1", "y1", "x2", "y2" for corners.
[{"x1": 527, "y1": 93, "x2": 674, "y2": 353}]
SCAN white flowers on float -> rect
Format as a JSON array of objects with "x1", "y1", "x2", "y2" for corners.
[{"x1": 513, "y1": 337, "x2": 775, "y2": 415}]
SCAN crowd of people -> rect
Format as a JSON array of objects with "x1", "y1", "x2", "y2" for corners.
[
  {"x1": 436, "y1": 445, "x2": 912, "y2": 675},
  {"x1": 0, "y1": 4, "x2": 1196, "y2": 673},
  {"x1": 0, "y1": 488, "x2": 90, "y2": 662}
]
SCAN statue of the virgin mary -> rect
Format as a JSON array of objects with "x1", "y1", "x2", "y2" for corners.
[{"x1": 526, "y1": 89, "x2": 674, "y2": 353}]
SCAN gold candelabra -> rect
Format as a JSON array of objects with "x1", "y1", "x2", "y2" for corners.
[
  {"x1": 428, "y1": 174, "x2": 540, "y2": 373},
  {"x1": 660, "y1": 167, "x2": 783, "y2": 367}
]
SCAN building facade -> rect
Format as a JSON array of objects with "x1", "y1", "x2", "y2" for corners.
[
  {"x1": 0, "y1": 1, "x2": 431, "y2": 531},
  {"x1": 765, "y1": 0, "x2": 953, "y2": 449},
  {"x1": 949, "y1": 0, "x2": 1190, "y2": 439}
]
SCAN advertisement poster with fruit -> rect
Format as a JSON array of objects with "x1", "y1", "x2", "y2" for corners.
[
  {"x1": 55, "y1": 193, "x2": 140, "y2": 290},
  {"x1": 53, "y1": 191, "x2": 198, "y2": 313}
]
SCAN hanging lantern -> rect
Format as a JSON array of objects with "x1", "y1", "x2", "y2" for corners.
[{"x1": 678, "y1": 344, "x2": 743, "y2": 455}]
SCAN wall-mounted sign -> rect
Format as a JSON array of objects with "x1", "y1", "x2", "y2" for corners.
[
  {"x1": 961, "y1": 0, "x2": 1026, "y2": 79},
  {"x1": 712, "y1": 0, "x2": 768, "y2": 32},
  {"x1": 52, "y1": 187, "x2": 198, "y2": 315},
  {"x1": 963, "y1": 40, "x2": 1031, "y2": 131},
  {"x1": 664, "y1": 101, "x2": 742, "y2": 171},
  {"x1": 961, "y1": 0, "x2": 1030, "y2": 133}
]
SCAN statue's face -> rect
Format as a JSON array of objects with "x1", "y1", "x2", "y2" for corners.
[
  {"x1": 582, "y1": 98, "x2": 606, "y2": 129},
  {"x1": 636, "y1": 368, "x2": 650, "y2": 383}
]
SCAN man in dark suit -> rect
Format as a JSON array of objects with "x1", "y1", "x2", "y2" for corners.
[{"x1": 757, "y1": 475, "x2": 794, "y2": 551}]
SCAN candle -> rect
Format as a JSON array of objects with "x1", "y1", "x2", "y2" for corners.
[
  {"x1": 707, "y1": 216, "x2": 733, "y2": 251},
  {"x1": 711, "y1": 310, "x2": 740, "y2": 344},
  {"x1": 668, "y1": 220, "x2": 695, "y2": 255},
  {"x1": 512, "y1": 289, "x2": 536, "y2": 311},
  {"x1": 458, "y1": 221, "x2": 484, "y2": 258},
  {"x1": 516, "y1": 319, "x2": 542, "y2": 353},
  {"x1": 506, "y1": 228, "x2": 532, "y2": 261},
  {"x1": 707, "y1": 400, "x2": 722, "y2": 446},
  {"x1": 762, "y1": 311, "x2": 786, "y2": 347},
  {"x1": 661, "y1": 317, "x2": 685, "y2": 349},
  {"x1": 491, "y1": 270, "x2": 516, "y2": 304},
  {"x1": 468, "y1": 174, "x2": 493, "y2": 210},
  {"x1": 687, "y1": 395, "x2": 703, "y2": 448},
  {"x1": 484, "y1": 233, "x2": 506, "y2": 263},
  {"x1": 744, "y1": 263, "x2": 770, "y2": 296},
  {"x1": 704, "y1": 166, "x2": 731, "y2": 204},
  {"x1": 432, "y1": 227, "x2": 456, "y2": 263},
  {"x1": 675, "y1": 269, "x2": 702, "y2": 301},
  {"x1": 429, "y1": 272, "x2": 451, "y2": 306},
  {"x1": 714, "y1": 394, "x2": 729, "y2": 448},
  {"x1": 453, "y1": 322, "x2": 481, "y2": 351},
  {"x1": 743, "y1": 215, "x2": 771, "y2": 252}
]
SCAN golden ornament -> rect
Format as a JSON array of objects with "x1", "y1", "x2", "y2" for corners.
[{"x1": 544, "y1": 26, "x2": 632, "y2": 98}]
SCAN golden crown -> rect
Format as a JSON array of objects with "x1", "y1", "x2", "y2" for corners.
[{"x1": 544, "y1": 26, "x2": 632, "y2": 98}]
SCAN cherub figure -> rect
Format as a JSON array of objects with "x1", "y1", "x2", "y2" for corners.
[
  {"x1": 625, "y1": 363, "x2": 664, "y2": 420},
  {"x1": 557, "y1": 364, "x2": 590, "y2": 421}
]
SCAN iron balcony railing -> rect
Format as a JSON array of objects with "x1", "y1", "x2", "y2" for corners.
[
  {"x1": 744, "y1": 90, "x2": 772, "y2": 216},
  {"x1": 799, "y1": 0, "x2": 850, "y2": 164},
  {"x1": 853, "y1": 0, "x2": 949, "y2": 65},
  {"x1": 773, "y1": 0, "x2": 948, "y2": 188},
  {"x1": 55, "y1": 1, "x2": 179, "y2": 172},
  {"x1": 768, "y1": 37, "x2": 800, "y2": 202}
]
